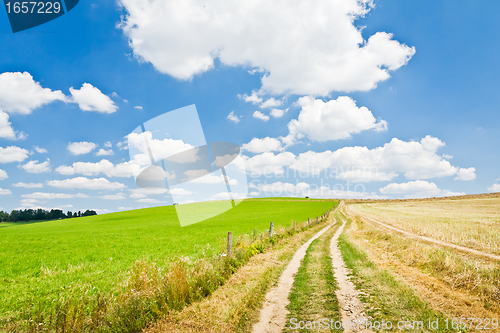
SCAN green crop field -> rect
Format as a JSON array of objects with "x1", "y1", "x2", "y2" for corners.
[{"x1": 0, "y1": 199, "x2": 335, "y2": 320}]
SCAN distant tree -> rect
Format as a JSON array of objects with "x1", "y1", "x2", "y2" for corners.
[
  {"x1": 73, "y1": 212, "x2": 78, "y2": 218},
  {"x1": 83, "y1": 210, "x2": 97, "y2": 217},
  {"x1": 66, "y1": 211, "x2": 73, "y2": 218},
  {"x1": 78, "y1": 211, "x2": 82, "y2": 217},
  {"x1": 10, "y1": 210, "x2": 19, "y2": 222},
  {"x1": 50, "y1": 209, "x2": 65, "y2": 220},
  {"x1": 0, "y1": 211, "x2": 10, "y2": 222},
  {"x1": 34, "y1": 209, "x2": 47, "y2": 220}
]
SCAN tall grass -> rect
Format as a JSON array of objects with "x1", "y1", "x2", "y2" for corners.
[
  {"x1": 353, "y1": 215, "x2": 500, "y2": 312},
  {"x1": 338, "y1": 215, "x2": 455, "y2": 333},
  {"x1": 352, "y1": 198, "x2": 500, "y2": 255}
]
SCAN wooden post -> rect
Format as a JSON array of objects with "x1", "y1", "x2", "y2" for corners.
[
  {"x1": 308, "y1": 218, "x2": 311, "y2": 225},
  {"x1": 293, "y1": 220, "x2": 296, "y2": 229},
  {"x1": 269, "y1": 222, "x2": 274, "y2": 237},
  {"x1": 227, "y1": 232, "x2": 233, "y2": 256}
]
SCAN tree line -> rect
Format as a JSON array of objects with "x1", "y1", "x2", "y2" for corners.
[{"x1": 0, "y1": 209, "x2": 97, "y2": 222}]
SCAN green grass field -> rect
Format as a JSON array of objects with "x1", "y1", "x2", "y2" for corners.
[{"x1": 0, "y1": 199, "x2": 335, "y2": 319}]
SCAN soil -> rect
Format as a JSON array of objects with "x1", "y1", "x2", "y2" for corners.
[
  {"x1": 251, "y1": 224, "x2": 333, "y2": 332},
  {"x1": 330, "y1": 206, "x2": 373, "y2": 333}
]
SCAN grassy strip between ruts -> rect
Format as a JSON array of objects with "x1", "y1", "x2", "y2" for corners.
[
  {"x1": 4, "y1": 206, "x2": 336, "y2": 332},
  {"x1": 283, "y1": 223, "x2": 342, "y2": 332},
  {"x1": 338, "y1": 212, "x2": 458, "y2": 332},
  {"x1": 143, "y1": 219, "x2": 334, "y2": 333}
]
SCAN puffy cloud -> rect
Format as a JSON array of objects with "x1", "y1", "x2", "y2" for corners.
[
  {"x1": 104, "y1": 142, "x2": 112, "y2": 148},
  {"x1": 260, "y1": 98, "x2": 282, "y2": 109},
  {"x1": 239, "y1": 91, "x2": 262, "y2": 104},
  {"x1": 249, "y1": 181, "x2": 383, "y2": 199},
  {"x1": 118, "y1": 0, "x2": 414, "y2": 96},
  {"x1": 0, "y1": 110, "x2": 25, "y2": 140},
  {"x1": 12, "y1": 182, "x2": 43, "y2": 188},
  {"x1": 270, "y1": 108, "x2": 288, "y2": 118},
  {"x1": 129, "y1": 193, "x2": 147, "y2": 199},
  {"x1": 0, "y1": 146, "x2": 29, "y2": 163},
  {"x1": 0, "y1": 72, "x2": 66, "y2": 114},
  {"x1": 34, "y1": 146, "x2": 47, "y2": 153},
  {"x1": 129, "y1": 188, "x2": 168, "y2": 196},
  {"x1": 454, "y1": 167, "x2": 476, "y2": 181},
  {"x1": 67, "y1": 142, "x2": 97, "y2": 155},
  {"x1": 127, "y1": 131, "x2": 196, "y2": 163},
  {"x1": 488, "y1": 183, "x2": 500, "y2": 192},
  {"x1": 253, "y1": 111, "x2": 269, "y2": 121},
  {"x1": 69, "y1": 83, "x2": 118, "y2": 113},
  {"x1": 22, "y1": 192, "x2": 89, "y2": 199},
  {"x1": 0, "y1": 169, "x2": 7, "y2": 180},
  {"x1": 19, "y1": 159, "x2": 51, "y2": 173},
  {"x1": 134, "y1": 106, "x2": 143, "y2": 110},
  {"x1": 242, "y1": 137, "x2": 282, "y2": 153},
  {"x1": 0, "y1": 188, "x2": 12, "y2": 195},
  {"x1": 379, "y1": 180, "x2": 464, "y2": 199},
  {"x1": 100, "y1": 193, "x2": 126, "y2": 200},
  {"x1": 136, "y1": 198, "x2": 163, "y2": 203},
  {"x1": 169, "y1": 188, "x2": 193, "y2": 196},
  {"x1": 187, "y1": 173, "x2": 237, "y2": 185},
  {"x1": 96, "y1": 149, "x2": 114, "y2": 156},
  {"x1": 243, "y1": 151, "x2": 296, "y2": 176},
  {"x1": 284, "y1": 96, "x2": 387, "y2": 145},
  {"x1": 290, "y1": 136, "x2": 465, "y2": 181},
  {"x1": 56, "y1": 159, "x2": 134, "y2": 178},
  {"x1": 47, "y1": 177, "x2": 126, "y2": 190},
  {"x1": 227, "y1": 111, "x2": 241, "y2": 123}
]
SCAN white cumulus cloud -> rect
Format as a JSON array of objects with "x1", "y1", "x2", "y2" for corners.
[
  {"x1": 22, "y1": 192, "x2": 89, "y2": 199},
  {"x1": 118, "y1": 0, "x2": 414, "y2": 96},
  {"x1": 379, "y1": 180, "x2": 464, "y2": 199},
  {"x1": 47, "y1": 177, "x2": 126, "y2": 190},
  {"x1": 270, "y1": 108, "x2": 288, "y2": 118},
  {"x1": 226, "y1": 111, "x2": 241, "y2": 123},
  {"x1": 56, "y1": 159, "x2": 133, "y2": 178},
  {"x1": 290, "y1": 136, "x2": 466, "y2": 182},
  {"x1": 67, "y1": 142, "x2": 97, "y2": 155},
  {"x1": 0, "y1": 188, "x2": 12, "y2": 195},
  {"x1": 34, "y1": 146, "x2": 48, "y2": 153},
  {"x1": 12, "y1": 182, "x2": 43, "y2": 188},
  {"x1": 0, "y1": 146, "x2": 29, "y2": 163},
  {"x1": 96, "y1": 149, "x2": 114, "y2": 156},
  {"x1": 242, "y1": 137, "x2": 282, "y2": 153},
  {"x1": 0, "y1": 110, "x2": 25, "y2": 140},
  {"x1": 69, "y1": 83, "x2": 118, "y2": 113},
  {"x1": 243, "y1": 151, "x2": 296, "y2": 176},
  {"x1": 0, "y1": 72, "x2": 66, "y2": 114},
  {"x1": 0, "y1": 169, "x2": 7, "y2": 180},
  {"x1": 488, "y1": 183, "x2": 500, "y2": 192},
  {"x1": 454, "y1": 167, "x2": 476, "y2": 181},
  {"x1": 283, "y1": 96, "x2": 387, "y2": 145},
  {"x1": 253, "y1": 111, "x2": 269, "y2": 121},
  {"x1": 19, "y1": 159, "x2": 51, "y2": 173}
]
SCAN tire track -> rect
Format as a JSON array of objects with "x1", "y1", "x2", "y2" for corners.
[
  {"x1": 252, "y1": 206, "x2": 341, "y2": 333},
  {"x1": 330, "y1": 203, "x2": 373, "y2": 333},
  {"x1": 348, "y1": 205, "x2": 500, "y2": 262}
]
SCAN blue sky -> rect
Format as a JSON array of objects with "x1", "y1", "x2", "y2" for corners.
[{"x1": 0, "y1": 0, "x2": 499, "y2": 214}]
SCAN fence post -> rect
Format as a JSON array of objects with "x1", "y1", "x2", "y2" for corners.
[
  {"x1": 308, "y1": 218, "x2": 311, "y2": 225},
  {"x1": 227, "y1": 232, "x2": 233, "y2": 256},
  {"x1": 293, "y1": 220, "x2": 296, "y2": 229},
  {"x1": 269, "y1": 222, "x2": 274, "y2": 237}
]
